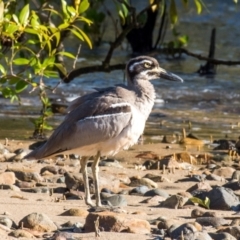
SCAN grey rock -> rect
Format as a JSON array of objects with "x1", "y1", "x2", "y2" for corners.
[
  {"x1": 223, "y1": 181, "x2": 240, "y2": 191},
  {"x1": 129, "y1": 177, "x2": 158, "y2": 188},
  {"x1": 180, "y1": 231, "x2": 212, "y2": 240},
  {"x1": 209, "y1": 232, "x2": 237, "y2": 240},
  {"x1": 168, "y1": 223, "x2": 197, "y2": 239},
  {"x1": 0, "y1": 184, "x2": 21, "y2": 191},
  {"x1": 19, "y1": 212, "x2": 57, "y2": 232},
  {"x1": 99, "y1": 159, "x2": 123, "y2": 168},
  {"x1": 57, "y1": 176, "x2": 65, "y2": 183},
  {"x1": 223, "y1": 226, "x2": 240, "y2": 239},
  {"x1": 195, "y1": 187, "x2": 239, "y2": 210},
  {"x1": 231, "y1": 170, "x2": 240, "y2": 182},
  {"x1": 0, "y1": 217, "x2": 17, "y2": 229},
  {"x1": 206, "y1": 173, "x2": 225, "y2": 181},
  {"x1": 64, "y1": 172, "x2": 84, "y2": 191},
  {"x1": 144, "y1": 188, "x2": 169, "y2": 198},
  {"x1": 129, "y1": 185, "x2": 149, "y2": 195},
  {"x1": 196, "y1": 217, "x2": 228, "y2": 228},
  {"x1": 51, "y1": 231, "x2": 74, "y2": 240},
  {"x1": 101, "y1": 194, "x2": 127, "y2": 207},
  {"x1": 160, "y1": 194, "x2": 188, "y2": 209}
]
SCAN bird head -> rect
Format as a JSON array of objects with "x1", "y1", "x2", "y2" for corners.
[{"x1": 126, "y1": 56, "x2": 184, "y2": 83}]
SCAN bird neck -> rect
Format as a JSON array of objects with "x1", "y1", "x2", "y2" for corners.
[
  {"x1": 128, "y1": 79, "x2": 156, "y2": 119},
  {"x1": 130, "y1": 78, "x2": 156, "y2": 102}
]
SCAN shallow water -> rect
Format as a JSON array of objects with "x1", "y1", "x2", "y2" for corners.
[{"x1": 0, "y1": 1, "x2": 240, "y2": 143}]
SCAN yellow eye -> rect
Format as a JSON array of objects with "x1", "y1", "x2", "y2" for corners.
[{"x1": 144, "y1": 62, "x2": 151, "y2": 68}]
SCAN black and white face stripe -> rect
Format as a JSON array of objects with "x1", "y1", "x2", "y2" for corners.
[
  {"x1": 127, "y1": 56, "x2": 160, "y2": 82},
  {"x1": 126, "y1": 56, "x2": 184, "y2": 83}
]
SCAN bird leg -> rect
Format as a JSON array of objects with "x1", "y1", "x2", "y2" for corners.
[
  {"x1": 92, "y1": 151, "x2": 101, "y2": 207},
  {"x1": 80, "y1": 157, "x2": 94, "y2": 207}
]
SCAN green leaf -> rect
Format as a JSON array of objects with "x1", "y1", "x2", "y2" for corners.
[
  {"x1": 61, "y1": 0, "x2": 70, "y2": 20},
  {"x1": 42, "y1": 122, "x2": 53, "y2": 130},
  {"x1": 12, "y1": 14, "x2": 19, "y2": 24},
  {"x1": 5, "y1": 24, "x2": 19, "y2": 34},
  {"x1": 15, "y1": 80, "x2": 28, "y2": 93},
  {"x1": 0, "y1": 64, "x2": 6, "y2": 74},
  {"x1": 19, "y1": 4, "x2": 30, "y2": 26},
  {"x1": 54, "y1": 63, "x2": 67, "y2": 77},
  {"x1": 0, "y1": 1, "x2": 4, "y2": 22},
  {"x1": 57, "y1": 51, "x2": 76, "y2": 59},
  {"x1": 58, "y1": 23, "x2": 70, "y2": 30},
  {"x1": 70, "y1": 28, "x2": 84, "y2": 41},
  {"x1": 169, "y1": 0, "x2": 178, "y2": 25},
  {"x1": 194, "y1": 0, "x2": 202, "y2": 14},
  {"x1": 189, "y1": 197, "x2": 210, "y2": 209},
  {"x1": 79, "y1": 0, "x2": 90, "y2": 14},
  {"x1": 67, "y1": 6, "x2": 77, "y2": 17},
  {"x1": 25, "y1": 28, "x2": 40, "y2": 35},
  {"x1": 13, "y1": 58, "x2": 30, "y2": 65},
  {"x1": 72, "y1": 25, "x2": 92, "y2": 48},
  {"x1": 233, "y1": 0, "x2": 238, "y2": 3}
]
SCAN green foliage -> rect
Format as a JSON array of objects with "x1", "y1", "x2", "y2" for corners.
[
  {"x1": 189, "y1": 197, "x2": 210, "y2": 209},
  {"x1": 0, "y1": 0, "x2": 92, "y2": 137}
]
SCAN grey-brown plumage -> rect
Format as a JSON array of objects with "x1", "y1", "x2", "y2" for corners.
[{"x1": 25, "y1": 56, "x2": 183, "y2": 206}]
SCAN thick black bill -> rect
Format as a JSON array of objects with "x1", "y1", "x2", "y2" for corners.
[{"x1": 159, "y1": 68, "x2": 184, "y2": 82}]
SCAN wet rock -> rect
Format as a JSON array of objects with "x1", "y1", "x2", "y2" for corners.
[
  {"x1": 101, "y1": 194, "x2": 127, "y2": 207},
  {"x1": 195, "y1": 187, "x2": 239, "y2": 210},
  {"x1": 9, "y1": 229, "x2": 35, "y2": 238},
  {"x1": 84, "y1": 211, "x2": 150, "y2": 234},
  {"x1": 186, "y1": 182, "x2": 212, "y2": 193},
  {"x1": 19, "y1": 212, "x2": 57, "y2": 232},
  {"x1": 144, "y1": 188, "x2": 169, "y2": 198},
  {"x1": 160, "y1": 194, "x2": 188, "y2": 209},
  {"x1": 212, "y1": 167, "x2": 235, "y2": 178},
  {"x1": 129, "y1": 185, "x2": 149, "y2": 195},
  {"x1": 213, "y1": 139, "x2": 236, "y2": 150},
  {"x1": 61, "y1": 208, "x2": 88, "y2": 217},
  {"x1": 0, "y1": 217, "x2": 17, "y2": 229},
  {"x1": 209, "y1": 232, "x2": 237, "y2": 240},
  {"x1": 0, "y1": 172, "x2": 15, "y2": 185},
  {"x1": 129, "y1": 177, "x2": 158, "y2": 188},
  {"x1": 196, "y1": 217, "x2": 228, "y2": 228}
]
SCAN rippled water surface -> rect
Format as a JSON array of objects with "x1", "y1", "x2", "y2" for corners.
[{"x1": 0, "y1": 1, "x2": 240, "y2": 142}]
